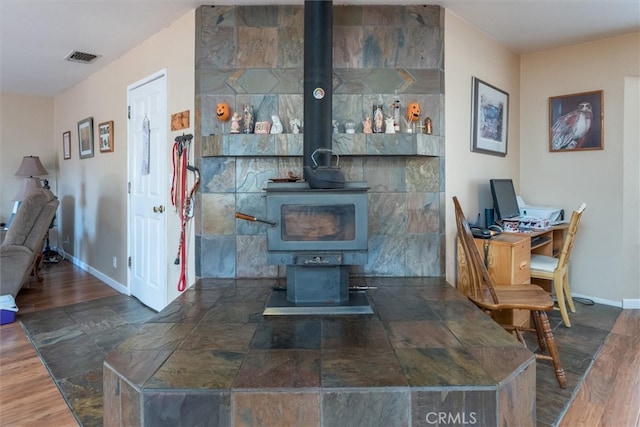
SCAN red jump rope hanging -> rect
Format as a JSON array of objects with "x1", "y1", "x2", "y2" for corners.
[{"x1": 171, "y1": 134, "x2": 199, "y2": 292}]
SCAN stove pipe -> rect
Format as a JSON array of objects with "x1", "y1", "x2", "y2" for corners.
[{"x1": 303, "y1": 0, "x2": 333, "y2": 175}]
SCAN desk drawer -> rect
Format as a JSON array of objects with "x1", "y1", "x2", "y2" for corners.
[
  {"x1": 477, "y1": 237, "x2": 531, "y2": 285},
  {"x1": 512, "y1": 242, "x2": 530, "y2": 284}
]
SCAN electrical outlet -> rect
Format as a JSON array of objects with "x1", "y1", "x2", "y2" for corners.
[{"x1": 112, "y1": 256, "x2": 117, "y2": 268}]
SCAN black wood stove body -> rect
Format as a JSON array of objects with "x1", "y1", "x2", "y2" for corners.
[{"x1": 263, "y1": 182, "x2": 370, "y2": 314}]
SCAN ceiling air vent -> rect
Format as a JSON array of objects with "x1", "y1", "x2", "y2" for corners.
[{"x1": 64, "y1": 50, "x2": 100, "y2": 64}]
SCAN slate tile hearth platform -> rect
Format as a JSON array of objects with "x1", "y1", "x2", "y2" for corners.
[
  {"x1": 19, "y1": 294, "x2": 157, "y2": 426},
  {"x1": 103, "y1": 277, "x2": 538, "y2": 426}
]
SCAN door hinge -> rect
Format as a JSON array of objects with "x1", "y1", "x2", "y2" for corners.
[
  {"x1": 128, "y1": 256, "x2": 132, "y2": 268},
  {"x1": 128, "y1": 182, "x2": 131, "y2": 194},
  {"x1": 127, "y1": 105, "x2": 131, "y2": 119}
]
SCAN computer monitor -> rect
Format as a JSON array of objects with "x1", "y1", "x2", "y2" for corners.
[{"x1": 490, "y1": 179, "x2": 520, "y2": 221}]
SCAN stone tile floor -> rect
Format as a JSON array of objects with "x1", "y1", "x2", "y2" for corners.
[{"x1": 19, "y1": 278, "x2": 620, "y2": 426}]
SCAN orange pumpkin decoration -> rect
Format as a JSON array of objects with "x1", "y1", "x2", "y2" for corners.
[
  {"x1": 216, "y1": 103, "x2": 230, "y2": 121},
  {"x1": 407, "y1": 102, "x2": 421, "y2": 122}
]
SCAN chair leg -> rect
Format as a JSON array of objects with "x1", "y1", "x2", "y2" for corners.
[
  {"x1": 533, "y1": 310, "x2": 566, "y2": 388},
  {"x1": 532, "y1": 311, "x2": 547, "y2": 352},
  {"x1": 554, "y1": 270, "x2": 571, "y2": 327},
  {"x1": 564, "y1": 268, "x2": 576, "y2": 313}
]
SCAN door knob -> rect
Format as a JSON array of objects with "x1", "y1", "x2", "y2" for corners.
[{"x1": 153, "y1": 205, "x2": 165, "y2": 213}]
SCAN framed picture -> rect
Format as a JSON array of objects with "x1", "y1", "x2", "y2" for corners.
[
  {"x1": 254, "y1": 121, "x2": 271, "y2": 134},
  {"x1": 62, "y1": 131, "x2": 71, "y2": 160},
  {"x1": 99, "y1": 120, "x2": 114, "y2": 152},
  {"x1": 549, "y1": 90, "x2": 603, "y2": 152},
  {"x1": 471, "y1": 77, "x2": 509, "y2": 157},
  {"x1": 78, "y1": 117, "x2": 94, "y2": 159}
]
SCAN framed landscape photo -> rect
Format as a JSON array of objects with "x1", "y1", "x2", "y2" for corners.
[
  {"x1": 471, "y1": 77, "x2": 509, "y2": 157},
  {"x1": 549, "y1": 90, "x2": 603, "y2": 152},
  {"x1": 78, "y1": 117, "x2": 94, "y2": 159},
  {"x1": 63, "y1": 131, "x2": 71, "y2": 160},
  {"x1": 99, "y1": 120, "x2": 114, "y2": 152}
]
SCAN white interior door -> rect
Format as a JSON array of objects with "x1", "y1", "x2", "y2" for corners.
[{"x1": 127, "y1": 70, "x2": 168, "y2": 312}]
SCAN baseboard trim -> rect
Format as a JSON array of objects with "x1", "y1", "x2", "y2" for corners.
[
  {"x1": 571, "y1": 292, "x2": 622, "y2": 308},
  {"x1": 571, "y1": 293, "x2": 640, "y2": 309},
  {"x1": 64, "y1": 252, "x2": 129, "y2": 295},
  {"x1": 622, "y1": 299, "x2": 640, "y2": 309}
]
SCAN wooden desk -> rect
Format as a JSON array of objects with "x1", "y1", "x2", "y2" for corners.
[{"x1": 457, "y1": 224, "x2": 567, "y2": 327}]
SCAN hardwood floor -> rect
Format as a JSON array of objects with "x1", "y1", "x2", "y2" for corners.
[
  {"x1": 559, "y1": 308, "x2": 640, "y2": 426},
  {"x1": 0, "y1": 259, "x2": 638, "y2": 426},
  {"x1": 0, "y1": 321, "x2": 78, "y2": 426},
  {"x1": 0, "y1": 260, "x2": 116, "y2": 427}
]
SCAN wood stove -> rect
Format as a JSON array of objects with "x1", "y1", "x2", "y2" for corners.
[{"x1": 262, "y1": 181, "x2": 371, "y2": 314}]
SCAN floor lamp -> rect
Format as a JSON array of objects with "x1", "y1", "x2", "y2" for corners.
[
  {"x1": 12, "y1": 156, "x2": 59, "y2": 263},
  {"x1": 15, "y1": 156, "x2": 59, "y2": 263},
  {"x1": 6, "y1": 156, "x2": 49, "y2": 230}
]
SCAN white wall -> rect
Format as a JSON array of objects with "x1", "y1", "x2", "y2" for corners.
[
  {"x1": 623, "y1": 76, "x2": 640, "y2": 308},
  {"x1": 443, "y1": 11, "x2": 521, "y2": 287},
  {"x1": 0, "y1": 94, "x2": 54, "y2": 225},
  {"x1": 520, "y1": 33, "x2": 640, "y2": 306},
  {"x1": 53, "y1": 11, "x2": 195, "y2": 304}
]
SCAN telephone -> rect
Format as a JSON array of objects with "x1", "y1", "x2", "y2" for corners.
[
  {"x1": 471, "y1": 227, "x2": 492, "y2": 239},
  {"x1": 471, "y1": 225, "x2": 502, "y2": 239}
]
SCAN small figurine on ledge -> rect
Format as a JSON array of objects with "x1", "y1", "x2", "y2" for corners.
[
  {"x1": 406, "y1": 102, "x2": 421, "y2": 133},
  {"x1": 407, "y1": 102, "x2": 421, "y2": 123},
  {"x1": 242, "y1": 104, "x2": 254, "y2": 134},
  {"x1": 373, "y1": 105, "x2": 384, "y2": 133},
  {"x1": 270, "y1": 115, "x2": 283, "y2": 134},
  {"x1": 385, "y1": 116, "x2": 395, "y2": 134},
  {"x1": 363, "y1": 116, "x2": 372, "y2": 133},
  {"x1": 230, "y1": 112, "x2": 241, "y2": 134},
  {"x1": 424, "y1": 117, "x2": 433, "y2": 135},
  {"x1": 290, "y1": 118, "x2": 301, "y2": 134},
  {"x1": 216, "y1": 102, "x2": 230, "y2": 133}
]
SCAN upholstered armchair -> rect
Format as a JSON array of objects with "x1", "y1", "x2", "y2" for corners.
[{"x1": 0, "y1": 188, "x2": 59, "y2": 298}]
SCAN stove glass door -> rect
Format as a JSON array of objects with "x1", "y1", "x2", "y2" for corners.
[{"x1": 281, "y1": 204, "x2": 355, "y2": 241}]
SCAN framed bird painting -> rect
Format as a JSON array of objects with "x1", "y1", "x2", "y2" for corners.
[{"x1": 549, "y1": 90, "x2": 603, "y2": 152}]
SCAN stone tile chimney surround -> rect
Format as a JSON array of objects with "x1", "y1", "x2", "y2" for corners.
[{"x1": 194, "y1": 4, "x2": 445, "y2": 280}]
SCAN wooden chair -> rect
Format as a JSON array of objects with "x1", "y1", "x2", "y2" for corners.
[
  {"x1": 453, "y1": 197, "x2": 566, "y2": 388},
  {"x1": 530, "y1": 203, "x2": 586, "y2": 328}
]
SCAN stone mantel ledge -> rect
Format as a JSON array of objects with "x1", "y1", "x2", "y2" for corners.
[{"x1": 201, "y1": 133, "x2": 443, "y2": 158}]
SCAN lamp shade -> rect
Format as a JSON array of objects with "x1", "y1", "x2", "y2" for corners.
[
  {"x1": 14, "y1": 177, "x2": 42, "y2": 201},
  {"x1": 15, "y1": 156, "x2": 48, "y2": 177}
]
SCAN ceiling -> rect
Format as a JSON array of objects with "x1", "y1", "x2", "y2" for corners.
[{"x1": 1, "y1": 0, "x2": 638, "y2": 98}]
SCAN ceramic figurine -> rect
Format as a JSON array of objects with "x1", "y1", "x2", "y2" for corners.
[
  {"x1": 332, "y1": 120, "x2": 339, "y2": 134},
  {"x1": 290, "y1": 118, "x2": 301, "y2": 134},
  {"x1": 385, "y1": 116, "x2": 395, "y2": 134},
  {"x1": 270, "y1": 115, "x2": 283, "y2": 134},
  {"x1": 363, "y1": 116, "x2": 372, "y2": 133},
  {"x1": 373, "y1": 105, "x2": 384, "y2": 133},
  {"x1": 392, "y1": 91, "x2": 401, "y2": 132},
  {"x1": 345, "y1": 119, "x2": 356, "y2": 134},
  {"x1": 242, "y1": 104, "x2": 254, "y2": 134},
  {"x1": 230, "y1": 112, "x2": 241, "y2": 134},
  {"x1": 424, "y1": 117, "x2": 433, "y2": 135}
]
